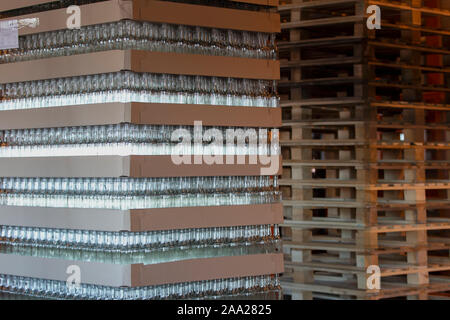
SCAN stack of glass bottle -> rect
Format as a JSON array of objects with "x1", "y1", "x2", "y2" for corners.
[{"x1": 0, "y1": 0, "x2": 281, "y2": 300}]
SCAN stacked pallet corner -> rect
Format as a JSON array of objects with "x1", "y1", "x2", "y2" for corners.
[{"x1": 278, "y1": 0, "x2": 450, "y2": 300}]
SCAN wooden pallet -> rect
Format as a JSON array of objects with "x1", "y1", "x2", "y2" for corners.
[{"x1": 278, "y1": 0, "x2": 449, "y2": 300}]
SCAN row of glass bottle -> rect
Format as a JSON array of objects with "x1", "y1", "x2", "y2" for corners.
[
  {"x1": 1, "y1": 20, "x2": 276, "y2": 64},
  {"x1": 0, "y1": 191, "x2": 279, "y2": 210},
  {"x1": 0, "y1": 72, "x2": 278, "y2": 110},
  {"x1": 0, "y1": 224, "x2": 279, "y2": 251},
  {"x1": 0, "y1": 127, "x2": 278, "y2": 158},
  {"x1": 1, "y1": 124, "x2": 274, "y2": 146},
  {"x1": 0, "y1": 142, "x2": 277, "y2": 157},
  {"x1": 1, "y1": 241, "x2": 280, "y2": 265},
  {"x1": 0, "y1": 176, "x2": 273, "y2": 195},
  {"x1": 1, "y1": 71, "x2": 274, "y2": 99},
  {"x1": 0, "y1": 274, "x2": 281, "y2": 300}
]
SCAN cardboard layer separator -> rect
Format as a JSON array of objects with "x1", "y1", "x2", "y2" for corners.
[
  {"x1": 0, "y1": 253, "x2": 284, "y2": 287},
  {"x1": 0, "y1": 0, "x2": 280, "y2": 35},
  {"x1": 0, "y1": 0, "x2": 54, "y2": 11},
  {"x1": 0, "y1": 203, "x2": 283, "y2": 231},
  {"x1": 0, "y1": 155, "x2": 282, "y2": 177},
  {"x1": 0, "y1": 50, "x2": 280, "y2": 84},
  {"x1": 0, "y1": 103, "x2": 281, "y2": 129},
  {"x1": 0, "y1": 0, "x2": 280, "y2": 12}
]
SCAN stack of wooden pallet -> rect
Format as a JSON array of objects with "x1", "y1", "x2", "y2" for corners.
[
  {"x1": 0, "y1": 0, "x2": 283, "y2": 299},
  {"x1": 278, "y1": 0, "x2": 449, "y2": 300}
]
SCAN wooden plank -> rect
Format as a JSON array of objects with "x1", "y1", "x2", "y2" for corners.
[
  {"x1": 368, "y1": 41, "x2": 450, "y2": 55},
  {"x1": 376, "y1": 123, "x2": 450, "y2": 130},
  {"x1": 281, "y1": 280, "x2": 365, "y2": 297},
  {"x1": 282, "y1": 120, "x2": 363, "y2": 127},
  {"x1": 279, "y1": 76, "x2": 362, "y2": 87},
  {"x1": 282, "y1": 219, "x2": 364, "y2": 230},
  {"x1": 381, "y1": 22, "x2": 450, "y2": 36},
  {"x1": 278, "y1": 36, "x2": 363, "y2": 49},
  {"x1": 278, "y1": 0, "x2": 357, "y2": 11},
  {"x1": 371, "y1": 101, "x2": 450, "y2": 111},
  {"x1": 369, "y1": 0, "x2": 450, "y2": 17},
  {"x1": 281, "y1": 139, "x2": 366, "y2": 146},
  {"x1": 369, "y1": 82, "x2": 450, "y2": 93},
  {"x1": 232, "y1": 0, "x2": 278, "y2": 6},
  {"x1": 369, "y1": 61, "x2": 450, "y2": 73},
  {"x1": 282, "y1": 160, "x2": 364, "y2": 168},
  {"x1": 283, "y1": 200, "x2": 366, "y2": 208},
  {"x1": 281, "y1": 15, "x2": 363, "y2": 29},
  {"x1": 281, "y1": 57, "x2": 361, "y2": 68},
  {"x1": 281, "y1": 97, "x2": 364, "y2": 108},
  {"x1": 279, "y1": 179, "x2": 362, "y2": 187}
]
